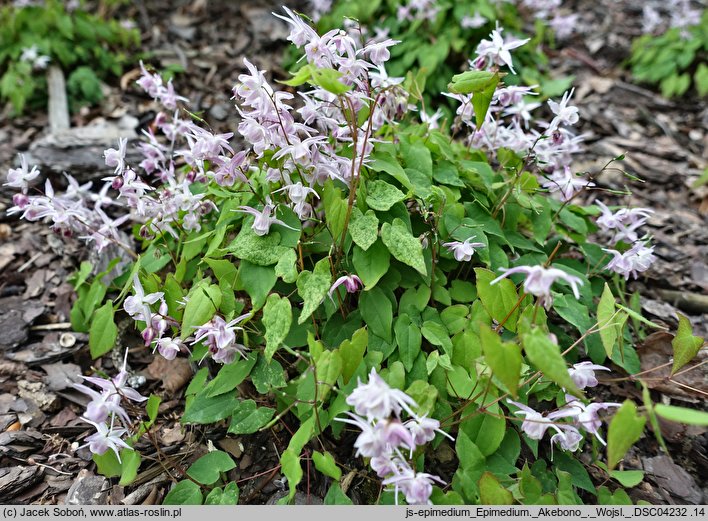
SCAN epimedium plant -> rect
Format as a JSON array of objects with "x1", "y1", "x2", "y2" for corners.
[
  {"x1": 0, "y1": 0, "x2": 139, "y2": 114},
  {"x1": 6, "y1": 7, "x2": 708, "y2": 506},
  {"x1": 631, "y1": 2, "x2": 707, "y2": 98},
  {"x1": 303, "y1": 0, "x2": 578, "y2": 113}
]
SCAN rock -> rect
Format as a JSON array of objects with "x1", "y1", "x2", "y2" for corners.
[
  {"x1": 0, "y1": 466, "x2": 42, "y2": 500},
  {"x1": 0, "y1": 430, "x2": 44, "y2": 458},
  {"x1": 18, "y1": 381, "x2": 61, "y2": 413},
  {"x1": 643, "y1": 455, "x2": 704, "y2": 504},
  {"x1": 41, "y1": 362, "x2": 83, "y2": 392},
  {"x1": 0, "y1": 297, "x2": 45, "y2": 351},
  {"x1": 25, "y1": 115, "x2": 140, "y2": 178},
  {"x1": 6, "y1": 335, "x2": 82, "y2": 367},
  {"x1": 66, "y1": 470, "x2": 110, "y2": 505}
]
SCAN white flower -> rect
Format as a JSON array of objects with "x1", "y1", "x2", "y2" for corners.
[
  {"x1": 548, "y1": 89, "x2": 580, "y2": 130},
  {"x1": 568, "y1": 361, "x2": 610, "y2": 389},
  {"x1": 5, "y1": 154, "x2": 40, "y2": 192},
  {"x1": 442, "y1": 237, "x2": 486, "y2": 262},
  {"x1": 346, "y1": 368, "x2": 418, "y2": 420},
  {"x1": 491, "y1": 265, "x2": 583, "y2": 309},
  {"x1": 474, "y1": 25, "x2": 530, "y2": 74}
]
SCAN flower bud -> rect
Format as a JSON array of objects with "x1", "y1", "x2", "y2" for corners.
[
  {"x1": 12, "y1": 193, "x2": 29, "y2": 209},
  {"x1": 142, "y1": 327, "x2": 156, "y2": 346}
]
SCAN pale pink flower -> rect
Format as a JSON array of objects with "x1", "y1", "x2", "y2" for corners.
[{"x1": 442, "y1": 237, "x2": 486, "y2": 262}]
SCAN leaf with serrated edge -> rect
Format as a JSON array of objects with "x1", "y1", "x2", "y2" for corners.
[
  {"x1": 349, "y1": 208, "x2": 379, "y2": 251},
  {"x1": 607, "y1": 401, "x2": 646, "y2": 470},
  {"x1": 597, "y1": 283, "x2": 618, "y2": 359},
  {"x1": 296, "y1": 258, "x2": 331, "y2": 324},
  {"x1": 671, "y1": 313, "x2": 704, "y2": 375},
  {"x1": 480, "y1": 324, "x2": 521, "y2": 398},
  {"x1": 522, "y1": 328, "x2": 581, "y2": 397},
  {"x1": 381, "y1": 219, "x2": 426, "y2": 276},
  {"x1": 263, "y1": 294, "x2": 292, "y2": 361}
]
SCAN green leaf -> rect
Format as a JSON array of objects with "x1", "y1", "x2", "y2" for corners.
[
  {"x1": 472, "y1": 74, "x2": 500, "y2": 128},
  {"x1": 187, "y1": 450, "x2": 236, "y2": 485},
  {"x1": 315, "y1": 349, "x2": 342, "y2": 402},
  {"x1": 597, "y1": 283, "x2": 619, "y2": 359},
  {"x1": 324, "y1": 484, "x2": 353, "y2": 505},
  {"x1": 183, "y1": 391, "x2": 238, "y2": 424},
  {"x1": 352, "y1": 240, "x2": 390, "y2": 289},
  {"x1": 610, "y1": 470, "x2": 644, "y2": 488},
  {"x1": 359, "y1": 287, "x2": 393, "y2": 343},
  {"x1": 381, "y1": 219, "x2": 427, "y2": 277},
  {"x1": 251, "y1": 356, "x2": 286, "y2": 393},
  {"x1": 406, "y1": 380, "x2": 438, "y2": 418},
  {"x1": 607, "y1": 401, "x2": 646, "y2": 470},
  {"x1": 522, "y1": 328, "x2": 581, "y2": 397},
  {"x1": 421, "y1": 321, "x2": 452, "y2": 354},
  {"x1": 450, "y1": 279, "x2": 477, "y2": 303},
  {"x1": 339, "y1": 327, "x2": 367, "y2": 384},
  {"x1": 433, "y1": 294, "x2": 462, "y2": 325},
  {"x1": 312, "y1": 451, "x2": 342, "y2": 480},
  {"x1": 93, "y1": 450, "x2": 122, "y2": 478},
  {"x1": 478, "y1": 472, "x2": 513, "y2": 505},
  {"x1": 447, "y1": 365, "x2": 477, "y2": 398},
  {"x1": 89, "y1": 301, "x2": 117, "y2": 359},
  {"x1": 146, "y1": 395, "x2": 161, "y2": 423},
  {"x1": 462, "y1": 406, "x2": 506, "y2": 456},
  {"x1": 349, "y1": 208, "x2": 379, "y2": 251},
  {"x1": 366, "y1": 179, "x2": 406, "y2": 211},
  {"x1": 475, "y1": 268, "x2": 520, "y2": 332},
  {"x1": 119, "y1": 449, "x2": 141, "y2": 486},
  {"x1": 205, "y1": 354, "x2": 257, "y2": 397},
  {"x1": 263, "y1": 294, "x2": 292, "y2": 362},
  {"x1": 205, "y1": 482, "x2": 240, "y2": 505},
  {"x1": 296, "y1": 258, "x2": 331, "y2": 324},
  {"x1": 323, "y1": 181, "x2": 348, "y2": 242},
  {"x1": 228, "y1": 227, "x2": 289, "y2": 266},
  {"x1": 275, "y1": 249, "x2": 298, "y2": 283},
  {"x1": 181, "y1": 283, "x2": 222, "y2": 340},
  {"x1": 281, "y1": 64, "x2": 313, "y2": 86},
  {"x1": 280, "y1": 449, "x2": 303, "y2": 502},
  {"x1": 238, "y1": 261, "x2": 276, "y2": 311},
  {"x1": 369, "y1": 153, "x2": 412, "y2": 190},
  {"x1": 395, "y1": 314, "x2": 422, "y2": 372},
  {"x1": 456, "y1": 431, "x2": 486, "y2": 476},
  {"x1": 480, "y1": 324, "x2": 521, "y2": 398},
  {"x1": 311, "y1": 67, "x2": 352, "y2": 94},
  {"x1": 164, "y1": 480, "x2": 203, "y2": 505},
  {"x1": 448, "y1": 70, "x2": 498, "y2": 94},
  {"x1": 654, "y1": 404, "x2": 708, "y2": 426},
  {"x1": 228, "y1": 400, "x2": 276, "y2": 434},
  {"x1": 671, "y1": 313, "x2": 704, "y2": 375}
]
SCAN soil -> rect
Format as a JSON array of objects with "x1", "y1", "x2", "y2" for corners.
[{"x1": 0, "y1": 0, "x2": 705, "y2": 506}]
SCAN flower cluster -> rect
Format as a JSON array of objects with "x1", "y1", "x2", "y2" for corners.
[
  {"x1": 6, "y1": 158, "x2": 128, "y2": 251},
  {"x1": 642, "y1": 0, "x2": 701, "y2": 37},
  {"x1": 122, "y1": 276, "x2": 182, "y2": 358},
  {"x1": 516, "y1": 0, "x2": 579, "y2": 40},
  {"x1": 192, "y1": 314, "x2": 251, "y2": 365},
  {"x1": 73, "y1": 351, "x2": 146, "y2": 461},
  {"x1": 508, "y1": 361, "x2": 619, "y2": 453},
  {"x1": 595, "y1": 201, "x2": 656, "y2": 280},
  {"x1": 449, "y1": 26, "x2": 593, "y2": 204},
  {"x1": 19, "y1": 44, "x2": 50, "y2": 69},
  {"x1": 339, "y1": 369, "x2": 451, "y2": 505}
]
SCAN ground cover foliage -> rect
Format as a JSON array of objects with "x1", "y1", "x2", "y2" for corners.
[
  {"x1": 0, "y1": 0, "x2": 139, "y2": 114},
  {"x1": 4, "y1": 0, "x2": 707, "y2": 507}
]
